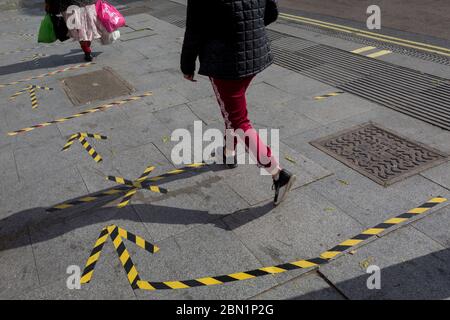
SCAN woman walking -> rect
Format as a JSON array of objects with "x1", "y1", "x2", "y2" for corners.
[
  {"x1": 45, "y1": 0, "x2": 103, "y2": 61},
  {"x1": 181, "y1": 0, "x2": 296, "y2": 206}
]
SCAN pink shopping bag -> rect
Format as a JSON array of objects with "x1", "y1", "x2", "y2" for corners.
[{"x1": 96, "y1": 0, "x2": 126, "y2": 33}]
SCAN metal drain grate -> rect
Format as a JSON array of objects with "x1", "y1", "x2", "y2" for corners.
[
  {"x1": 268, "y1": 30, "x2": 450, "y2": 130},
  {"x1": 311, "y1": 123, "x2": 448, "y2": 186},
  {"x1": 278, "y1": 19, "x2": 450, "y2": 66}
]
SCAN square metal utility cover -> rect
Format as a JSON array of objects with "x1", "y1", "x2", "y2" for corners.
[
  {"x1": 310, "y1": 123, "x2": 448, "y2": 186},
  {"x1": 61, "y1": 67, "x2": 134, "y2": 105}
]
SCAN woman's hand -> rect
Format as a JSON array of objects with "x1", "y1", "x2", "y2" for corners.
[{"x1": 184, "y1": 74, "x2": 197, "y2": 82}]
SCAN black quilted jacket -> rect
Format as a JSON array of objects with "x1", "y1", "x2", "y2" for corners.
[{"x1": 181, "y1": 0, "x2": 279, "y2": 79}]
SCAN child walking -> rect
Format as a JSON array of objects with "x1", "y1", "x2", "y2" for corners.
[
  {"x1": 181, "y1": 0, "x2": 296, "y2": 206},
  {"x1": 45, "y1": 0, "x2": 103, "y2": 61}
]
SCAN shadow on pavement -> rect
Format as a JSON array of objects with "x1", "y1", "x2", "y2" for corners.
[
  {"x1": 0, "y1": 163, "x2": 275, "y2": 252},
  {"x1": 292, "y1": 248, "x2": 450, "y2": 300},
  {"x1": 0, "y1": 49, "x2": 103, "y2": 76}
]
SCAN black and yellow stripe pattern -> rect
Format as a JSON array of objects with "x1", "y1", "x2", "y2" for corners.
[
  {"x1": 107, "y1": 169, "x2": 169, "y2": 208},
  {"x1": 7, "y1": 92, "x2": 153, "y2": 136},
  {"x1": 9, "y1": 85, "x2": 53, "y2": 109},
  {"x1": 62, "y1": 132, "x2": 107, "y2": 163},
  {"x1": 81, "y1": 197, "x2": 447, "y2": 291},
  {"x1": 314, "y1": 91, "x2": 345, "y2": 101},
  {"x1": 46, "y1": 163, "x2": 207, "y2": 212},
  {"x1": 0, "y1": 63, "x2": 94, "y2": 88},
  {"x1": 78, "y1": 136, "x2": 103, "y2": 163},
  {"x1": 80, "y1": 225, "x2": 159, "y2": 286},
  {"x1": 106, "y1": 164, "x2": 169, "y2": 208}
]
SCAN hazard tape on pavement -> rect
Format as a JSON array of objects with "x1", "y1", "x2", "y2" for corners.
[
  {"x1": 62, "y1": 132, "x2": 107, "y2": 163},
  {"x1": 314, "y1": 91, "x2": 345, "y2": 101},
  {"x1": 80, "y1": 225, "x2": 159, "y2": 287},
  {"x1": 112, "y1": 164, "x2": 156, "y2": 208},
  {"x1": 0, "y1": 62, "x2": 94, "y2": 89},
  {"x1": 7, "y1": 92, "x2": 153, "y2": 136},
  {"x1": 107, "y1": 165, "x2": 169, "y2": 208},
  {"x1": 80, "y1": 197, "x2": 447, "y2": 290},
  {"x1": 46, "y1": 163, "x2": 207, "y2": 212},
  {"x1": 10, "y1": 85, "x2": 54, "y2": 109}
]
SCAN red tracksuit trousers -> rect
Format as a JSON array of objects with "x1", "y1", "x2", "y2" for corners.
[{"x1": 210, "y1": 76, "x2": 280, "y2": 174}]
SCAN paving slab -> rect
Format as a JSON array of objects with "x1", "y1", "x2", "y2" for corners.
[
  {"x1": 131, "y1": 180, "x2": 243, "y2": 243},
  {"x1": 308, "y1": 169, "x2": 450, "y2": 229},
  {"x1": 413, "y1": 206, "x2": 450, "y2": 248},
  {"x1": 246, "y1": 82, "x2": 297, "y2": 108},
  {"x1": 132, "y1": 220, "x2": 278, "y2": 300},
  {"x1": 0, "y1": 144, "x2": 19, "y2": 185},
  {"x1": 13, "y1": 136, "x2": 75, "y2": 180},
  {"x1": 223, "y1": 186, "x2": 364, "y2": 285},
  {"x1": 251, "y1": 271, "x2": 344, "y2": 300},
  {"x1": 186, "y1": 96, "x2": 223, "y2": 125},
  {"x1": 26, "y1": 204, "x2": 148, "y2": 287},
  {"x1": 222, "y1": 141, "x2": 332, "y2": 205},
  {"x1": 421, "y1": 162, "x2": 450, "y2": 190},
  {"x1": 154, "y1": 103, "x2": 201, "y2": 133},
  {"x1": 282, "y1": 93, "x2": 377, "y2": 126},
  {"x1": 111, "y1": 141, "x2": 173, "y2": 180},
  {"x1": 0, "y1": 232, "x2": 39, "y2": 299},
  {"x1": 249, "y1": 102, "x2": 321, "y2": 139},
  {"x1": 319, "y1": 226, "x2": 449, "y2": 300},
  {"x1": 169, "y1": 76, "x2": 216, "y2": 102},
  {"x1": 262, "y1": 69, "x2": 334, "y2": 98},
  {"x1": 17, "y1": 261, "x2": 137, "y2": 300},
  {"x1": 0, "y1": 165, "x2": 87, "y2": 220}
]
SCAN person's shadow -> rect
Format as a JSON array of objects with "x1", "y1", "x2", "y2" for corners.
[
  {"x1": 0, "y1": 163, "x2": 275, "y2": 252},
  {"x1": 0, "y1": 49, "x2": 103, "y2": 76}
]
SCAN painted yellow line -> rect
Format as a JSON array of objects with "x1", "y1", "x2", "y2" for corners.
[
  {"x1": 279, "y1": 13, "x2": 450, "y2": 57},
  {"x1": 366, "y1": 50, "x2": 392, "y2": 58},
  {"x1": 351, "y1": 46, "x2": 376, "y2": 54}
]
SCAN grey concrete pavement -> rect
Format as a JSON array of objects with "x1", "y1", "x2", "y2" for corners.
[{"x1": 0, "y1": 0, "x2": 449, "y2": 300}]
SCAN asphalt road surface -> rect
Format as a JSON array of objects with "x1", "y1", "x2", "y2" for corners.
[{"x1": 280, "y1": 0, "x2": 450, "y2": 42}]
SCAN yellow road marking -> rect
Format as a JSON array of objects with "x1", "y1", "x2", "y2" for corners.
[
  {"x1": 279, "y1": 13, "x2": 450, "y2": 57},
  {"x1": 366, "y1": 50, "x2": 392, "y2": 58},
  {"x1": 351, "y1": 46, "x2": 376, "y2": 54}
]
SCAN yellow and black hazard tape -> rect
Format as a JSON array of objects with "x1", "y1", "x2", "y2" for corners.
[
  {"x1": 80, "y1": 225, "x2": 159, "y2": 288},
  {"x1": 80, "y1": 197, "x2": 447, "y2": 290},
  {"x1": 7, "y1": 92, "x2": 153, "y2": 136},
  {"x1": 314, "y1": 91, "x2": 345, "y2": 101},
  {"x1": 0, "y1": 62, "x2": 94, "y2": 89},
  {"x1": 10, "y1": 85, "x2": 54, "y2": 109},
  {"x1": 46, "y1": 163, "x2": 207, "y2": 212},
  {"x1": 62, "y1": 132, "x2": 107, "y2": 163},
  {"x1": 107, "y1": 165, "x2": 169, "y2": 208},
  {"x1": 106, "y1": 164, "x2": 170, "y2": 208}
]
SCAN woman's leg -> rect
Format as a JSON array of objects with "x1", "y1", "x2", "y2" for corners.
[
  {"x1": 210, "y1": 76, "x2": 281, "y2": 175},
  {"x1": 79, "y1": 41, "x2": 92, "y2": 61},
  {"x1": 210, "y1": 76, "x2": 295, "y2": 205}
]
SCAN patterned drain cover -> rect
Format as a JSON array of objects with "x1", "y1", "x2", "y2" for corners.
[{"x1": 310, "y1": 123, "x2": 448, "y2": 186}]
